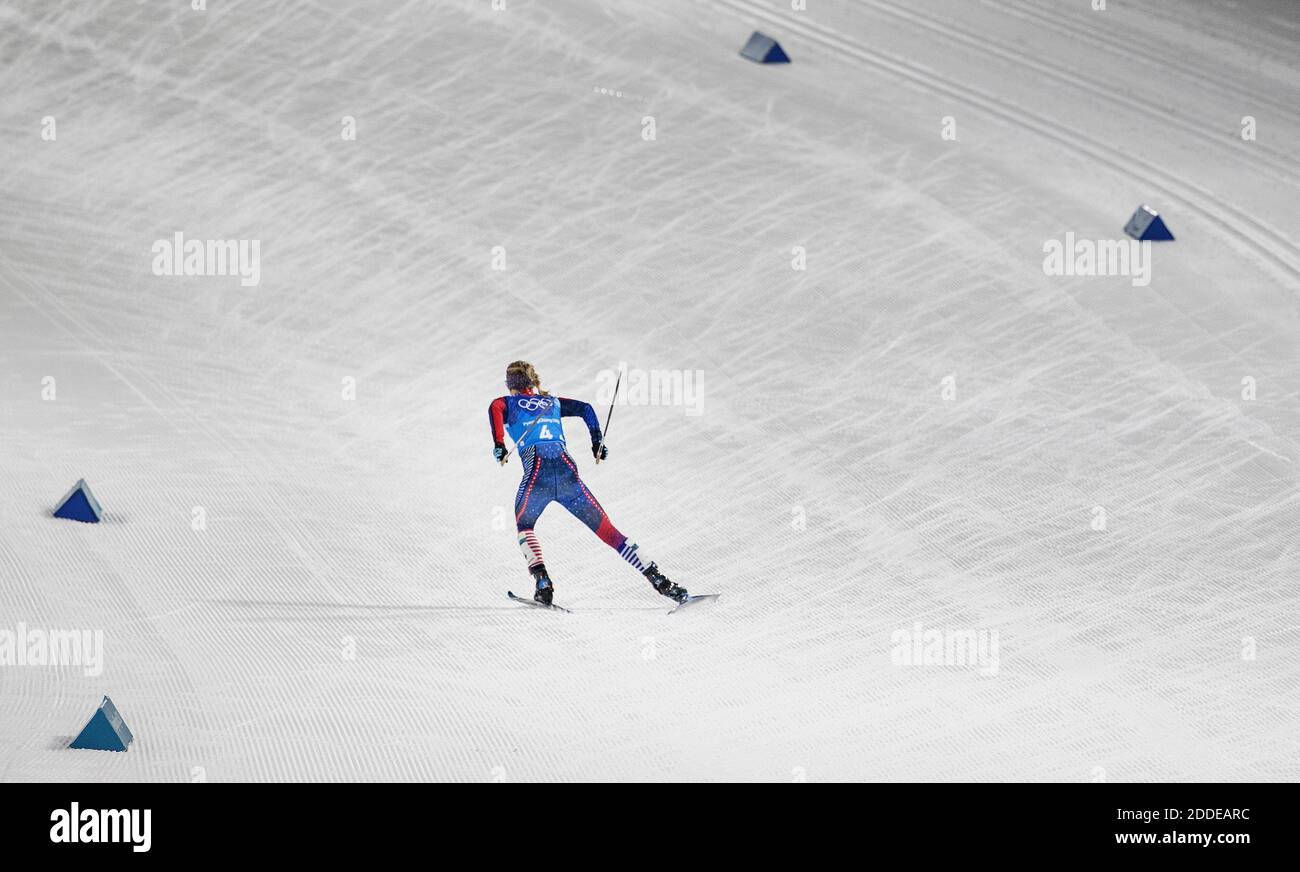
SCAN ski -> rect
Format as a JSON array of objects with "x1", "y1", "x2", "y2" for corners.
[
  {"x1": 507, "y1": 590, "x2": 715, "y2": 614},
  {"x1": 669, "y1": 594, "x2": 720, "y2": 614},
  {"x1": 507, "y1": 590, "x2": 572, "y2": 613}
]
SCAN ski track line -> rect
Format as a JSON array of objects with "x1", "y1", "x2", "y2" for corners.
[
  {"x1": 856, "y1": 0, "x2": 1300, "y2": 185},
  {"x1": 1135, "y1": 0, "x2": 1300, "y2": 65},
  {"x1": 981, "y1": 0, "x2": 1300, "y2": 120},
  {"x1": 714, "y1": 0, "x2": 1300, "y2": 283},
  {"x1": 842, "y1": 165, "x2": 1300, "y2": 483}
]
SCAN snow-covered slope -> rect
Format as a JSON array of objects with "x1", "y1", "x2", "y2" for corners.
[{"x1": 1, "y1": 0, "x2": 1296, "y2": 781}]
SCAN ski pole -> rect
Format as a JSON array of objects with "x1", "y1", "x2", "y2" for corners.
[{"x1": 595, "y1": 370, "x2": 621, "y2": 465}]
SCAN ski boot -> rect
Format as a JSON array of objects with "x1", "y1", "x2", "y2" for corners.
[
  {"x1": 531, "y1": 564, "x2": 554, "y2": 606},
  {"x1": 643, "y1": 562, "x2": 688, "y2": 603}
]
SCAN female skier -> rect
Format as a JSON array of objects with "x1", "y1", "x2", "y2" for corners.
[{"x1": 488, "y1": 360, "x2": 687, "y2": 606}]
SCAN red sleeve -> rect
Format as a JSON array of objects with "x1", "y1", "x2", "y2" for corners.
[{"x1": 488, "y1": 397, "x2": 506, "y2": 444}]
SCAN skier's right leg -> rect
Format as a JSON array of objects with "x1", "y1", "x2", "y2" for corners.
[
  {"x1": 514, "y1": 447, "x2": 556, "y2": 604},
  {"x1": 517, "y1": 533, "x2": 554, "y2": 605}
]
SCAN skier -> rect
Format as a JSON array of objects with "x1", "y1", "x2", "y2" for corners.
[{"x1": 488, "y1": 360, "x2": 688, "y2": 606}]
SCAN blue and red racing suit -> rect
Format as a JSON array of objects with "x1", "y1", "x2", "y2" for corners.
[{"x1": 488, "y1": 390, "x2": 651, "y2": 575}]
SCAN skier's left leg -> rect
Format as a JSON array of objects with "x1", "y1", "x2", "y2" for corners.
[{"x1": 554, "y1": 451, "x2": 688, "y2": 602}]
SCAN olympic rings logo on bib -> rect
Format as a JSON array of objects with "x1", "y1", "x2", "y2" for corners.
[{"x1": 517, "y1": 396, "x2": 552, "y2": 412}]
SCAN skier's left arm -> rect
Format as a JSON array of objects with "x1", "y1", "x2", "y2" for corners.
[{"x1": 559, "y1": 397, "x2": 607, "y2": 460}]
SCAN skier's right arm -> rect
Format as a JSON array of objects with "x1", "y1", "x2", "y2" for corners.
[{"x1": 488, "y1": 398, "x2": 508, "y2": 463}]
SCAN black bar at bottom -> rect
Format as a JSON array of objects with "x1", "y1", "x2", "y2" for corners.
[{"x1": 1, "y1": 784, "x2": 1289, "y2": 859}]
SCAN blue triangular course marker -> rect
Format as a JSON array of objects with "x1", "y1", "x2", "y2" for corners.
[
  {"x1": 53, "y1": 478, "x2": 103, "y2": 523},
  {"x1": 70, "y1": 696, "x2": 134, "y2": 752},
  {"x1": 1124, "y1": 204, "x2": 1175, "y2": 241},
  {"x1": 740, "y1": 31, "x2": 790, "y2": 64}
]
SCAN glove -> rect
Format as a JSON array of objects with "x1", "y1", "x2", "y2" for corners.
[
  {"x1": 493, "y1": 442, "x2": 509, "y2": 463},
  {"x1": 592, "y1": 440, "x2": 608, "y2": 461}
]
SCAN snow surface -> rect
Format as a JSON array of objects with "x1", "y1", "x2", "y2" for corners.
[{"x1": 1, "y1": 0, "x2": 1297, "y2": 782}]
